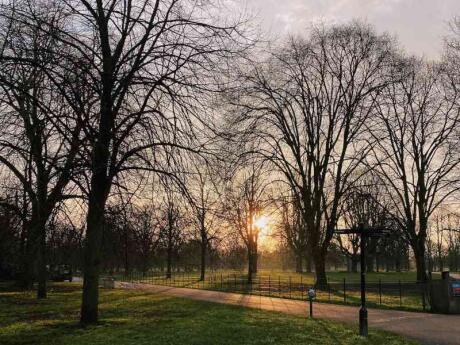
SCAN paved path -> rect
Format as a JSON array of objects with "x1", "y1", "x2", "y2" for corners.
[{"x1": 117, "y1": 282, "x2": 460, "y2": 345}]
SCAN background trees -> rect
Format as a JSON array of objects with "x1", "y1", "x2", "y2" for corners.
[
  {"x1": 186, "y1": 159, "x2": 222, "y2": 281},
  {"x1": 225, "y1": 163, "x2": 270, "y2": 284},
  {"x1": 278, "y1": 193, "x2": 309, "y2": 273},
  {"x1": 0, "y1": 1, "x2": 88, "y2": 298}
]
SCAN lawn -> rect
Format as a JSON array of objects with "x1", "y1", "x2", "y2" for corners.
[
  {"x1": 122, "y1": 270, "x2": 433, "y2": 311},
  {"x1": 0, "y1": 283, "x2": 418, "y2": 345}
]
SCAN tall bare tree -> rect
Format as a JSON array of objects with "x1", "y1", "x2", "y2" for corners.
[
  {"x1": 186, "y1": 159, "x2": 221, "y2": 281},
  {"x1": 0, "y1": 1, "x2": 87, "y2": 298},
  {"x1": 370, "y1": 58, "x2": 460, "y2": 281},
  {"x1": 225, "y1": 163, "x2": 268, "y2": 284},
  {"x1": 231, "y1": 23, "x2": 397, "y2": 284}
]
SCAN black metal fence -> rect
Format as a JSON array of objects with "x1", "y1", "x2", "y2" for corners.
[{"x1": 119, "y1": 271, "x2": 431, "y2": 312}]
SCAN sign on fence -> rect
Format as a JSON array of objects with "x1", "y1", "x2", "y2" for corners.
[{"x1": 451, "y1": 281, "x2": 460, "y2": 297}]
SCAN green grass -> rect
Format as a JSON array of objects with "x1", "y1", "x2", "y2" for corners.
[
  {"x1": 0, "y1": 283, "x2": 418, "y2": 345},
  {"x1": 121, "y1": 270, "x2": 432, "y2": 312}
]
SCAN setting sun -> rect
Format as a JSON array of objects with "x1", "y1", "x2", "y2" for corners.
[{"x1": 254, "y1": 215, "x2": 268, "y2": 230}]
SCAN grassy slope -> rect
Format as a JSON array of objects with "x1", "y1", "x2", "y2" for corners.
[{"x1": 0, "y1": 283, "x2": 418, "y2": 345}]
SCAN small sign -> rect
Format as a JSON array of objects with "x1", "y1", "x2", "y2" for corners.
[{"x1": 451, "y1": 281, "x2": 460, "y2": 297}]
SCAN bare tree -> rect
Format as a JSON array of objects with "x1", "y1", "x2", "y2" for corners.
[
  {"x1": 278, "y1": 193, "x2": 309, "y2": 272},
  {"x1": 0, "y1": 1, "x2": 87, "y2": 298},
  {"x1": 225, "y1": 163, "x2": 269, "y2": 284},
  {"x1": 336, "y1": 173, "x2": 392, "y2": 272},
  {"x1": 186, "y1": 159, "x2": 221, "y2": 281},
  {"x1": 370, "y1": 58, "x2": 460, "y2": 281},
  {"x1": 131, "y1": 205, "x2": 161, "y2": 275},
  {"x1": 231, "y1": 22, "x2": 397, "y2": 284},
  {"x1": 157, "y1": 188, "x2": 187, "y2": 279}
]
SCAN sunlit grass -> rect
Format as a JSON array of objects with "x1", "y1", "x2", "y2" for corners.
[
  {"x1": 0, "y1": 283, "x2": 418, "y2": 345},
  {"x1": 122, "y1": 270, "x2": 433, "y2": 311}
]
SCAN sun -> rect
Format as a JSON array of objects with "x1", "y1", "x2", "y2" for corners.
[{"x1": 254, "y1": 215, "x2": 268, "y2": 230}]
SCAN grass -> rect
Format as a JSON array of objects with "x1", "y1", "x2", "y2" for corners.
[
  {"x1": 0, "y1": 283, "x2": 418, "y2": 345},
  {"x1": 119, "y1": 270, "x2": 432, "y2": 312}
]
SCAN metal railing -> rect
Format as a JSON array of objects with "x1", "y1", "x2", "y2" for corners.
[{"x1": 120, "y1": 271, "x2": 430, "y2": 312}]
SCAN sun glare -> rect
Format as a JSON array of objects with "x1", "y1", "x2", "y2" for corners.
[{"x1": 254, "y1": 215, "x2": 268, "y2": 230}]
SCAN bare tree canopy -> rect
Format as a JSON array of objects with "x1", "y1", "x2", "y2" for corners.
[
  {"x1": 230, "y1": 22, "x2": 398, "y2": 284},
  {"x1": 370, "y1": 58, "x2": 460, "y2": 281}
]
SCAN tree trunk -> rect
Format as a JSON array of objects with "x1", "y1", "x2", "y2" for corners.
[
  {"x1": 80, "y1": 198, "x2": 106, "y2": 324},
  {"x1": 247, "y1": 251, "x2": 253, "y2": 284},
  {"x1": 252, "y1": 248, "x2": 258, "y2": 274},
  {"x1": 366, "y1": 254, "x2": 375, "y2": 273},
  {"x1": 351, "y1": 257, "x2": 358, "y2": 273},
  {"x1": 295, "y1": 252, "x2": 303, "y2": 273},
  {"x1": 166, "y1": 244, "x2": 172, "y2": 279},
  {"x1": 414, "y1": 242, "x2": 428, "y2": 282},
  {"x1": 313, "y1": 249, "x2": 327, "y2": 287},
  {"x1": 124, "y1": 226, "x2": 129, "y2": 275},
  {"x1": 305, "y1": 254, "x2": 312, "y2": 273},
  {"x1": 36, "y1": 219, "x2": 47, "y2": 299},
  {"x1": 200, "y1": 237, "x2": 206, "y2": 281},
  {"x1": 23, "y1": 225, "x2": 35, "y2": 289}
]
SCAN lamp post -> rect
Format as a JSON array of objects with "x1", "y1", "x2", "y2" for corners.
[
  {"x1": 336, "y1": 223, "x2": 389, "y2": 337},
  {"x1": 358, "y1": 223, "x2": 367, "y2": 336}
]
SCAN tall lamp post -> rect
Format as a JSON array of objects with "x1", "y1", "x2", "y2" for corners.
[{"x1": 336, "y1": 223, "x2": 389, "y2": 336}]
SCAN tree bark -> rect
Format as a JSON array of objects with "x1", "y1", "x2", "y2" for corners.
[
  {"x1": 166, "y1": 244, "x2": 172, "y2": 279},
  {"x1": 247, "y1": 248, "x2": 253, "y2": 284},
  {"x1": 313, "y1": 248, "x2": 327, "y2": 287},
  {"x1": 414, "y1": 241, "x2": 428, "y2": 282},
  {"x1": 252, "y1": 247, "x2": 258, "y2": 274},
  {"x1": 200, "y1": 235, "x2": 206, "y2": 281},
  {"x1": 305, "y1": 254, "x2": 312, "y2": 273},
  {"x1": 23, "y1": 225, "x2": 35, "y2": 289},
  {"x1": 80, "y1": 146, "x2": 110, "y2": 324},
  {"x1": 295, "y1": 252, "x2": 303, "y2": 273},
  {"x1": 366, "y1": 254, "x2": 375, "y2": 273},
  {"x1": 36, "y1": 219, "x2": 47, "y2": 299},
  {"x1": 351, "y1": 257, "x2": 358, "y2": 273},
  {"x1": 80, "y1": 198, "x2": 106, "y2": 324}
]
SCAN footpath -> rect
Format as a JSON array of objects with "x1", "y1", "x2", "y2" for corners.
[{"x1": 117, "y1": 282, "x2": 460, "y2": 345}]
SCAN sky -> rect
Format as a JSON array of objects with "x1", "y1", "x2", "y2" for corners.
[{"x1": 243, "y1": 0, "x2": 460, "y2": 59}]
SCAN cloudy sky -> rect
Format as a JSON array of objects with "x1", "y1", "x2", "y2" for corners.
[{"x1": 243, "y1": 0, "x2": 460, "y2": 59}]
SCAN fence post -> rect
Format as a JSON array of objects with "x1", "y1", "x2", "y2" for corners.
[
  {"x1": 379, "y1": 279, "x2": 382, "y2": 305},
  {"x1": 399, "y1": 280, "x2": 402, "y2": 307},
  {"x1": 343, "y1": 278, "x2": 346, "y2": 303}
]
